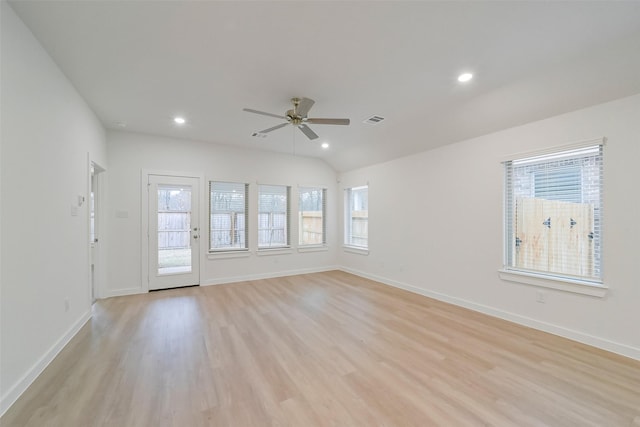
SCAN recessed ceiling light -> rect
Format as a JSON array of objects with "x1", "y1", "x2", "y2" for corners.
[
  {"x1": 457, "y1": 73, "x2": 473, "y2": 83},
  {"x1": 321, "y1": 142, "x2": 330, "y2": 149},
  {"x1": 173, "y1": 116, "x2": 186, "y2": 125}
]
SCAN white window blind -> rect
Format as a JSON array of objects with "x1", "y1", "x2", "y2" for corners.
[
  {"x1": 299, "y1": 187, "x2": 326, "y2": 246},
  {"x1": 345, "y1": 185, "x2": 368, "y2": 248},
  {"x1": 504, "y1": 144, "x2": 603, "y2": 282},
  {"x1": 209, "y1": 181, "x2": 248, "y2": 251},
  {"x1": 258, "y1": 184, "x2": 290, "y2": 249}
]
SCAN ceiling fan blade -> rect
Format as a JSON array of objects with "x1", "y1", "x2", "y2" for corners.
[
  {"x1": 298, "y1": 124, "x2": 319, "y2": 140},
  {"x1": 296, "y1": 98, "x2": 315, "y2": 116},
  {"x1": 243, "y1": 108, "x2": 286, "y2": 119},
  {"x1": 259, "y1": 122, "x2": 289, "y2": 133},
  {"x1": 306, "y1": 118, "x2": 350, "y2": 125}
]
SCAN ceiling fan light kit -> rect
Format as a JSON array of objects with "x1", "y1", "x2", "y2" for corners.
[{"x1": 243, "y1": 97, "x2": 350, "y2": 141}]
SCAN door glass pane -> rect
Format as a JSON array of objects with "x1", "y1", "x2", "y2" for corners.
[{"x1": 157, "y1": 185, "x2": 192, "y2": 275}]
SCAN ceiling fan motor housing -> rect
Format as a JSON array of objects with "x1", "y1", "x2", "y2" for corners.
[{"x1": 286, "y1": 109, "x2": 303, "y2": 125}]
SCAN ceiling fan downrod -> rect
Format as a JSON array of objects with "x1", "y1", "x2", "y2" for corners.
[{"x1": 287, "y1": 97, "x2": 302, "y2": 125}]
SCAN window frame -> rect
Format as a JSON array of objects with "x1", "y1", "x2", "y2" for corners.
[
  {"x1": 298, "y1": 187, "x2": 327, "y2": 248},
  {"x1": 257, "y1": 184, "x2": 291, "y2": 250},
  {"x1": 208, "y1": 181, "x2": 249, "y2": 253},
  {"x1": 499, "y1": 138, "x2": 607, "y2": 297},
  {"x1": 344, "y1": 185, "x2": 369, "y2": 253}
]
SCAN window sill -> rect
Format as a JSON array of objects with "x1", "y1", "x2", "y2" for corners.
[
  {"x1": 298, "y1": 245, "x2": 329, "y2": 253},
  {"x1": 256, "y1": 247, "x2": 293, "y2": 256},
  {"x1": 208, "y1": 250, "x2": 251, "y2": 260},
  {"x1": 343, "y1": 245, "x2": 369, "y2": 256},
  {"x1": 498, "y1": 269, "x2": 607, "y2": 297}
]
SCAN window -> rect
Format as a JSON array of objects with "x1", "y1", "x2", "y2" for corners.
[
  {"x1": 504, "y1": 143, "x2": 603, "y2": 284},
  {"x1": 345, "y1": 185, "x2": 368, "y2": 248},
  {"x1": 258, "y1": 184, "x2": 290, "y2": 249},
  {"x1": 299, "y1": 187, "x2": 326, "y2": 246},
  {"x1": 209, "y1": 181, "x2": 248, "y2": 251}
]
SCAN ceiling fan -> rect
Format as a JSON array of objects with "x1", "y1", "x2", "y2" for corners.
[{"x1": 243, "y1": 97, "x2": 350, "y2": 140}]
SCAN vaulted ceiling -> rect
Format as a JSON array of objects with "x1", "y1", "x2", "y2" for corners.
[{"x1": 10, "y1": 1, "x2": 640, "y2": 171}]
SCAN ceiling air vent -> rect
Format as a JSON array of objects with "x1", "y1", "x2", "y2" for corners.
[{"x1": 363, "y1": 115, "x2": 385, "y2": 125}]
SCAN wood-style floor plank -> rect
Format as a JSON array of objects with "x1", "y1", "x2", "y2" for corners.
[{"x1": 2, "y1": 271, "x2": 639, "y2": 426}]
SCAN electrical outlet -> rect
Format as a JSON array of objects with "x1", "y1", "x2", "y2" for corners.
[
  {"x1": 536, "y1": 291, "x2": 546, "y2": 304},
  {"x1": 64, "y1": 298, "x2": 70, "y2": 312}
]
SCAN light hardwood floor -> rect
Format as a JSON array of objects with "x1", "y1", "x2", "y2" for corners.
[{"x1": 2, "y1": 271, "x2": 639, "y2": 426}]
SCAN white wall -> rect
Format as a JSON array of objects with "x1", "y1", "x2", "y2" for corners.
[
  {"x1": 0, "y1": 1, "x2": 107, "y2": 415},
  {"x1": 105, "y1": 130, "x2": 338, "y2": 296},
  {"x1": 1, "y1": 1, "x2": 638, "y2": 416},
  {"x1": 338, "y1": 94, "x2": 640, "y2": 360}
]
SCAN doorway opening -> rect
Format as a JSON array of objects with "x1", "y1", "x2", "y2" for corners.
[{"x1": 90, "y1": 161, "x2": 105, "y2": 302}]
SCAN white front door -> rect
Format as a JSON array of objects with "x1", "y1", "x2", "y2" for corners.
[{"x1": 148, "y1": 175, "x2": 200, "y2": 290}]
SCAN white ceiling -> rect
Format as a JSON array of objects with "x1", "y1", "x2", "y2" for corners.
[{"x1": 9, "y1": 1, "x2": 640, "y2": 171}]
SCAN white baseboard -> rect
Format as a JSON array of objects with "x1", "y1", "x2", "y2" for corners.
[
  {"x1": 339, "y1": 266, "x2": 640, "y2": 361},
  {"x1": 102, "y1": 267, "x2": 340, "y2": 298},
  {"x1": 102, "y1": 287, "x2": 146, "y2": 298},
  {"x1": 203, "y1": 265, "x2": 339, "y2": 287},
  {"x1": 0, "y1": 310, "x2": 92, "y2": 417}
]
